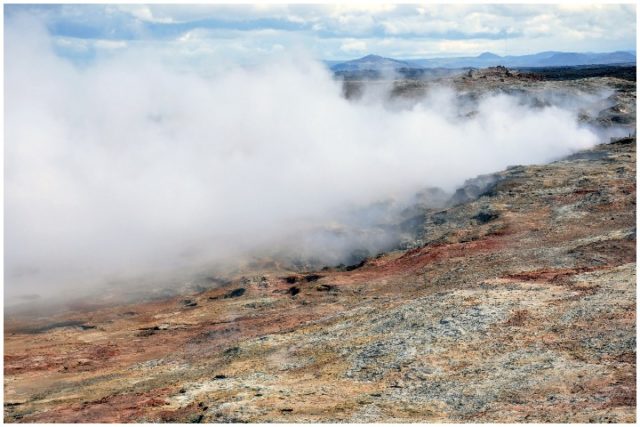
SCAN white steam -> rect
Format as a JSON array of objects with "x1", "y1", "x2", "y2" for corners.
[{"x1": 5, "y1": 17, "x2": 601, "y2": 302}]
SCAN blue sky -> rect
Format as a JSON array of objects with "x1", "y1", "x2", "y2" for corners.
[{"x1": 5, "y1": 3, "x2": 637, "y2": 63}]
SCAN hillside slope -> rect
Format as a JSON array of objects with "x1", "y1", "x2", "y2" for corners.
[{"x1": 4, "y1": 135, "x2": 636, "y2": 422}]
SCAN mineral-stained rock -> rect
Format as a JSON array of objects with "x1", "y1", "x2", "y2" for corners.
[{"x1": 3, "y1": 73, "x2": 636, "y2": 423}]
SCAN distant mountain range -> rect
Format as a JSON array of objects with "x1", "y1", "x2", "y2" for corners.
[
  {"x1": 329, "y1": 51, "x2": 636, "y2": 73},
  {"x1": 331, "y1": 54, "x2": 413, "y2": 72}
]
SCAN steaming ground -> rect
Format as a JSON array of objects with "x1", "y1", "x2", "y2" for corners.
[{"x1": 4, "y1": 21, "x2": 609, "y2": 304}]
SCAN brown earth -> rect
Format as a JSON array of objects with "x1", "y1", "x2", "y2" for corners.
[
  {"x1": 4, "y1": 135, "x2": 635, "y2": 423},
  {"x1": 4, "y1": 68, "x2": 637, "y2": 422}
]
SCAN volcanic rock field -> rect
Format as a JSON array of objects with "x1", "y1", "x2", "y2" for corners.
[{"x1": 4, "y1": 67, "x2": 636, "y2": 423}]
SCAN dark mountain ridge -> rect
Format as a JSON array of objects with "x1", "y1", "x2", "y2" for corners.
[{"x1": 329, "y1": 50, "x2": 636, "y2": 73}]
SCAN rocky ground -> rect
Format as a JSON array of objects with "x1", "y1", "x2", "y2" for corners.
[
  {"x1": 4, "y1": 71, "x2": 636, "y2": 423},
  {"x1": 379, "y1": 66, "x2": 636, "y2": 134}
]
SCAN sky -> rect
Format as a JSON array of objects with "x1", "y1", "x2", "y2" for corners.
[{"x1": 4, "y1": 3, "x2": 637, "y2": 64}]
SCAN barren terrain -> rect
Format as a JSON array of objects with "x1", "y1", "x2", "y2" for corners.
[{"x1": 4, "y1": 68, "x2": 636, "y2": 423}]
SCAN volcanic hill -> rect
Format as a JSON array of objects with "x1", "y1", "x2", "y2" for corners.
[{"x1": 4, "y1": 68, "x2": 637, "y2": 423}]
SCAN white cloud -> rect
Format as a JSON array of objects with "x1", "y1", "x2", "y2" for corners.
[
  {"x1": 340, "y1": 39, "x2": 368, "y2": 53},
  {"x1": 118, "y1": 5, "x2": 159, "y2": 23},
  {"x1": 7, "y1": 4, "x2": 635, "y2": 61},
  {"x1": 94, "y1": 39, "x2": 128, "y2": 50}
]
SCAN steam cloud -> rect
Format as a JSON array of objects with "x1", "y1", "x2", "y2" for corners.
[{"x1": 6, "y1": 16, "x2": 602, "y2": 303}]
